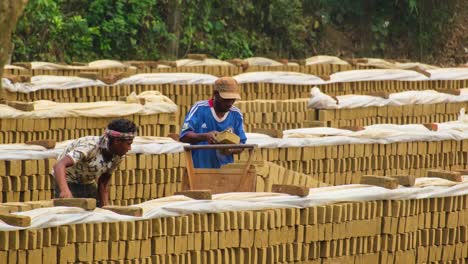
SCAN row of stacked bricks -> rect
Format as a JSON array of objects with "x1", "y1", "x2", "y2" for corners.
[
  {"x1": 312, "y1": 101, "x2": 468, "y2": 128},
  {"x1": 242, "y1": 139, "x2": 468, "y2": 185},
  {"x1": 136, "y1": 65, "x2": 243, "y2": 77},
  {"x1": 0, "y1": 195, "x2": 467, "y2": 263},
  {"x1": 2, "y1": 79, "x2": 466, "y2": 134},
  {"x1": 3, "y1": 63, "x2": 355, "y2": 78},
  {"x1": 0, "y1": 148, "x2": 327, "y2": 204},
  {"x1": 1, "y1": 138, "x2": 466, "y2": 204},
  {"x1": 4, "y1": 65, "x2": 136, "y2": 78},
  {"x1": 5, "y1": 80, "x2": 466, "y2": 107},
  {"x1": 0, "y1": 113, "x2": 177, "y2": 144},
  {"x1": 235, "y1": 99, "x2": 309, "y2": 131},
  {"x1": 317, "y1": 80, "x2": 468, "y2": 95},
  {"x1": 0, "y1": 97, "x2": 464, "y2": 144}
]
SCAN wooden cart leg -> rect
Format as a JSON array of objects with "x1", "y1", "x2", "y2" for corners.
[
  {"x1": 236, "y1": 148, "x2": 256, "y2": 191},
  {"x1": 184, "y1": 149, "x2": 195, "y2": 190}
]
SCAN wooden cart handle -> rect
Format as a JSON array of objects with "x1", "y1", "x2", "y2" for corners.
[{"x1": 183, "y1": 144, "x2": 257, "y2": 150}]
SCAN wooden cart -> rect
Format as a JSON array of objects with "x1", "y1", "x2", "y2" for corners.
[{"x1": 183, "y1": 144, "x2": 257, "y2": 194}]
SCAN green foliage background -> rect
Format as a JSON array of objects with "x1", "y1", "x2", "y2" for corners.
[{"x1": 11, "y1": 0, "x2": 458, "y2": 63}]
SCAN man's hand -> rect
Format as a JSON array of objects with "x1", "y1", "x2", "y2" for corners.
[
  {"x1": 203, "y1": 131, "x2": 219, "y2": 144},
  {"x1": 59, "y1": 188, "x2": 73, "y2": 198}
]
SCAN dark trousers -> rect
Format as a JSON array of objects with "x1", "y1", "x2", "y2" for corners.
[{"x1": 55, "y1": 182, "x2": 100, "y2": 207}]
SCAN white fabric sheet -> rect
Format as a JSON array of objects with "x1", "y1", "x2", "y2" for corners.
[{"x1": 1, "y1": 177, "x2": 467, "y2": 231}]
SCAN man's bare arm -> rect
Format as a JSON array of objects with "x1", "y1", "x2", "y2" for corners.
[
  {"x1": 98, "y1": 173, "x2": 112, "y2": 207},
  {"x1": 53, "y1": 156, "x2": 75, "y2": 198},
  {"x1": 179, "y1": 131, "x2": 218, "y2": 144}
]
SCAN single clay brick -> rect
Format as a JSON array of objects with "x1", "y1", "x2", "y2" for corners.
[
  {"x1": 53, "y1": 198, "x2": 96, "y2": 211},
  {"x1": 366, "y1": 91, "x2": 389, "y2": 99},
  {"x1": 6, "y1": 101, "x2": 34, "y2": 112},
  {"x1": 339, "y1": 126, "x2": 366, "y2": 132},
  {"x1": 77, "y1": 72, "x2": 99, "y2": 80},
  {"x1": 388, "y1": 175, "x2": 416, "y2": 187},
  {"x1": 0, "y1": 213, "x2": 31, "y2": 227},
  {"x1": 25, "y1": 140, "x2": 56, "y2": 149},
  {"x1": 102, "y1": 206, "x2": 143, "y2": 217},
  {"x1": 187, "y1": 53, "x2": 208, "y2": 60},
  {"x1": 435, "y1": 89, "x2": 461, "y2": 96},
  {"x1": 272, "y1": 184, "x2": 310, "y2": 197},
  {"x1": 360, "y1": 175, "x2": 399, "y2": 189},
  {"x1": 427, "y1": 170, "x2": 462, "y2": 182},
  {"x1": 174, "y1": 190, "x2": 212, "y2": 200}
]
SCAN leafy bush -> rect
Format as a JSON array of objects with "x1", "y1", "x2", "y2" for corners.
[{"x1": 11, "y1": 0, "x2": 459, "y2": 62}]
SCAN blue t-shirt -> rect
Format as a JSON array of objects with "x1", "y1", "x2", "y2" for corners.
[{"x1": 180, "y1": 99, "x2": 247, "y2": 168}]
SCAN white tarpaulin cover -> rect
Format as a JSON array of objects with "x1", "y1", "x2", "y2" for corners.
[
  {"x1": 305, "y1": 55, "x2": 349, "y2": 65},
  {"x1": 2, "y1": 75, "x2": 106, "y2": 93},
  {"x1": 175, "y1": 58, "x2": 234, "y2": 67},
  {"x1": 87, "y1": 60, "x2": 129, "y2": 69},
  {"x1": 2, "y1": 68, "x2": 468, "y2": 92},
  {"x1": 244, "y1": 57, "x2": 284, "y2": 66},
  {"x1": 234, "y1": 71, "x2": 326, "y2": 85},
  {"x1": 355, "y1": 58, "x2": 439, "y2": 70},
  {"x1": 1, "y1": 176, "x2": 467, "y2": 231},
  {"x1": 0, "y1": 91, "x2": 177, "y2": 119},
  {"x1": 308, "y1": 87, "x2": 468, "y2": 109},
  {"x1": 329, "y1": 69, "x2": 429, "y2": 82},
  {"x1": 427, "y1": 68, "x2": 468, "y2": 80},
  {"x1": 4, "y1": 64, "x2": 27, "y2": 70},
  {"x1": 114, "y1": 73, "x2": 217, "y2": 85},
  {"x1": 1, "y1": 118, "x2": 468, "y2": 161},
  {"x1": 28, "y1": 60, "x2": 130, "y2": 70}
]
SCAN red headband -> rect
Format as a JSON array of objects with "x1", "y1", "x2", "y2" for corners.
[{"x1": 105, "y1": 129, "x2": 136, "y2": 139}]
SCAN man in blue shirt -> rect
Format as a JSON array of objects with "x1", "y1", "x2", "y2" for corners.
[{"x1": 180, "y1": 76, "x2": 247, "y2": 168}]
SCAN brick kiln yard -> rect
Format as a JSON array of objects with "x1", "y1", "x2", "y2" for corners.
[{"x1": 1, "y1": 57, "x2": 468, "y2": 263}]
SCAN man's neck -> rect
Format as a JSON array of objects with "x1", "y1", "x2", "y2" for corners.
[{"x1": 209, "y1": 99, "x2": 227, "y2": 118}]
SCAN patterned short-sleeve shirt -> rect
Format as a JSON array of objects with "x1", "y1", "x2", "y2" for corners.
[{"x1": 54, "y1": 136, "x2": 124, "y2": 184}]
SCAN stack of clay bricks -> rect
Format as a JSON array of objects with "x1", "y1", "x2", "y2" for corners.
[
  {"x1": 109, "y1": 153, "x2": 185, "y2": 206},
  {"x1": 235, "y1": 99, "x2": 309, "y2": 131},
  {"x1": 0, "y1": 194, "x2": 467, "y2": 263},
  {"x1": 6, "y1": 79, "x2": 468, "y2": 103},
  {"x1": 245, "y1": 63, "x2": 353, "y2": 76},
  {"x1": 3, "y1": 80, "x2": 467, "y2": 128},
  {"x1": 254, "y1": 161, "x2": 329, "y2": 192},
  {"x1": 1, "y1": 84, "x2": 110, "y2": 103},
  {"x1": 241, "y1": 139, "x2": 468, "y2": 186},
  {"x1": 0, "y1": 138, "x2": 466, "y2": 203},
  {"x1": 0, "y1": 153, "x2": 328, "y2": 205},
  {"x1": 0, "y1": 159, "x2": 55, "y2": 203},
  {"x1": 310, "y1": 101, "x2": 468, "y2": 128},
  {"x1": 2, "y1": 66, "x2": 30, "y2": 79},
  {"x1": 3, "y1": 60, "x2": 355, "y2": 77},
  {"x1": 6, "y1": 63, "x2": 137, "y2": 78},
  {"x1": 316, "y1": 79, "x2": 468, "y2": 96},
  {"x1": 0, "y1": 113, "x2": 177, "y2": 144},
  {"x1": 142, "y1": 65, "x2": 244, "y2": 77}
]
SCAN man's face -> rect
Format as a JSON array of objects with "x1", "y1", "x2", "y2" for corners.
[
  {"x1": 213, "y1": 92, "x2": 236, "y2": 113},
  {"x1": 110, "y1": 138, "x2": 133, "y2": 156}
]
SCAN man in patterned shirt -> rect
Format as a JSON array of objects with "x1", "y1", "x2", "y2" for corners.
[{"x1": 53, "y1": 119, "x2": 137, "y2": 207}]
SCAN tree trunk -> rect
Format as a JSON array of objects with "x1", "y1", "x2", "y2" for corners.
[
  {"x1": 0, "y1": 0, "x2": 28, "y2": 93},
  {"x1": 167, "y1": 0, "x2": 181, "y2": 59}
]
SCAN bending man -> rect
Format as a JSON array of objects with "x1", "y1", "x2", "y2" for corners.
[{"x1": 53, "y1": 119, "x2": 137, "y2": 206}]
